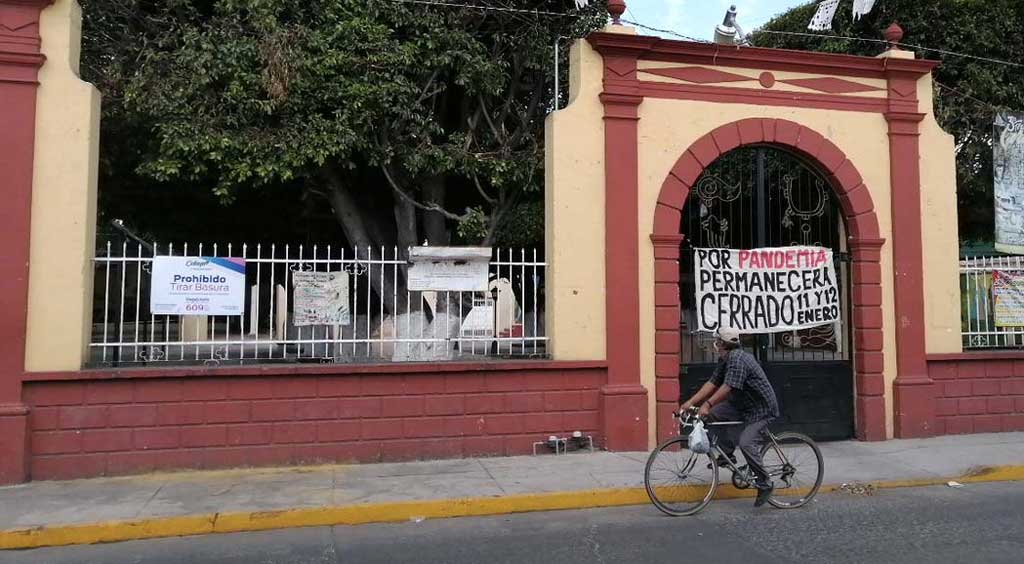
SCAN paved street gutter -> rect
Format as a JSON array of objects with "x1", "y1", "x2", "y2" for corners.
[{"x1": 3, "y1": 465, "x2": 1023, "y2": 551}]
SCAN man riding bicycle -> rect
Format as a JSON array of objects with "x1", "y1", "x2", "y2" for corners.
[{"x1": 679, "y1": 327, "x2": 780, "y2": 507}]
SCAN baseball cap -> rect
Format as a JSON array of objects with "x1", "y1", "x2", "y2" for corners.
[{"x1": 715, "y1": 327, "x2": 741, "y2": 344}]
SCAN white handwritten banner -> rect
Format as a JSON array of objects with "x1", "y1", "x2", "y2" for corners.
[
  {"x1": 694, "y1": 246, "x2": 840, "y2": 333},
  {"x1": 292, "y1": 271, "x2": 351, "y2": 326}
]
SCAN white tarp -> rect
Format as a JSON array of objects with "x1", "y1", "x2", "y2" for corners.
[
  {"x1": 852, "y1": 0, "x2": 877, "y2": 21},
  {"x1": 292, "y1": 271, "x2": 351, "y2": 326},
  {"x1": 151, "y1": 256, "x2": 246, "y2": 316},
  {"x1": 694, "y1": 246, "x2": 840, "y2": 334},
  {"x1": 407, "y1": 246, "x2": 491, "y2": 292},
  {"x1": 807, "y1": 0, "x2": 841, "y2": 31},
  {"x1": 995, "y1": 112, "x2": 1024, "y2": 254}
]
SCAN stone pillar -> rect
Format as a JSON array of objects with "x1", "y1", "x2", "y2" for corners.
[
  {"x1": 596, "y1": 32, "x2": 647, "y2": 450},
  {"x1": 0, "y1": 0, "x2": 53, "y2": 484},
  {"x1": 881, "y1": 28, "x2": 936, "y2": 438},
  {"x1": 24, "y1": 0, "x2": 101, "y2": 373}
]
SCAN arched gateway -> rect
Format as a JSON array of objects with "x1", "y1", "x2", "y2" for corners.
[
  {"x1": 654, "y1": 120, "x2": 883, "y2": 442},
  {"x1": 544, "y1": 12, "x2": 963, "y2": 449}
]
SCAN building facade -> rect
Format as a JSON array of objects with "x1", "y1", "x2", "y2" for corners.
[{"x1": 0, "y1": 1, "x2": 1021, "y2": 483}]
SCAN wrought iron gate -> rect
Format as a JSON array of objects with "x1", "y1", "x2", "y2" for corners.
[{"x1": 679, "y1": 145, "x2": 854, "y2": 441}]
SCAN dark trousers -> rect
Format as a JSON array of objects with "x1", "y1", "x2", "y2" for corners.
[{"x1": 708, "y1": 402, "x2": 772, "y2": 488}]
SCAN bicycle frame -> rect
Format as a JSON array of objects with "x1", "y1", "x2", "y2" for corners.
[{"x1": 680, "y1": 414, "x2": 794, "y2": 487}]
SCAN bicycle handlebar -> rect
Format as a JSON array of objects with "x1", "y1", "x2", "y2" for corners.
[{"x1": 673, "y1": 406, "x2": 702, "y2": 423}]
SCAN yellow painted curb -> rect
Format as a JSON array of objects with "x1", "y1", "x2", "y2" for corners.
[{"x1": 3, "y1": 464, "x2": 1023, "y2": 551}]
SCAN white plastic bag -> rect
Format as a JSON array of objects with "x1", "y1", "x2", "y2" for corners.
[{"x1": 688, "y1": 419, "x2": 711, "y2": 454}]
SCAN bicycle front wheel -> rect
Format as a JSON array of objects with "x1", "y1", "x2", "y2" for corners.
[
  {"x1": 760, "y1": 431, "x2": 824, "y2": 509},
  {"x1": 644, "y1": 436, "x2": 718, "y2": 516}
]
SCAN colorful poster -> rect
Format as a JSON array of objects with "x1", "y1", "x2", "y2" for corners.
[
  {"x1": 995, "y1": 112, "x2": 1024, "y2": 254},
  {"x1": 292, "y1": 271, "x2": 351, "y2": 326},
  {"x1": 150, "y1": 257, "x2": 246, "y2": 316},
  {"x1": 694, "y1": 246, "x2": 840, "y2": 333},
  {"x1": 992, "y1": 270, "x2": 1024, "y2": 327}
]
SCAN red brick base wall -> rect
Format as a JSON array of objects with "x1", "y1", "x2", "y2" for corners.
[
  {"x1": 23, "y1": 362, "x2": 605, "y2": 481},
  {"x1": 928, "y1": 355, "x2": 1024, "y2": 436}
]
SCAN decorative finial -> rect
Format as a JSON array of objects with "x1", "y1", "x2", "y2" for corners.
[
  {"x1": 884, "y1": 22, "x2": 904, "y2": 50},
  {"x1": 608, "y1": 0, "x2": 626, "y2": 25}
]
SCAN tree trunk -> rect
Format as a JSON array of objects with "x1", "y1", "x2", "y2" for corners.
[
  {"x1": 421, "y1": 175, "x2": 452, "y2": 315},
  {"x1": 324, "y1": 172, "x2": 401, "y2": 316},
  {"x1": 393, "y1": 187, "x2": 420, "y2": 316},
  {"x1": 422, "y1": 175, "x2": 450, "y2": 246}
]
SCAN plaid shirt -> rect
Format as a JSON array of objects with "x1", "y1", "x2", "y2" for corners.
[{"x1": 710, "y1": 348, "x2": 780, "y2": 423}]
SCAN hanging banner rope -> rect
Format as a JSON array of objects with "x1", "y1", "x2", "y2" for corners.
[{"x1": 694, "y1": 247, "x2": 841, "y2": 334}]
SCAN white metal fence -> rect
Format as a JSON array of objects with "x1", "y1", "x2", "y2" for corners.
[
  {"x1": 961, "y1": 255, "x2": 1024, "y2": 349},
  {"x1": 91, "y1": 242, "x2": 547, "y2": 366}
]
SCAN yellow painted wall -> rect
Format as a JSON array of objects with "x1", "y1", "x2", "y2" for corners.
[
  {"x1": 546, "y1": 34, "x2": 962, "y2": 445},
  {"x1": 917, "y1": 79, "x2": 963, "y2": 354},
  {"x1": 544, "y1": 38, "x2": 607, "y2": 361},
  {"x1": 25, "y1": 0, "x2": 101, "y2": 371}
]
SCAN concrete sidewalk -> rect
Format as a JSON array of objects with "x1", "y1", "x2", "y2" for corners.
[{"x1": 3, "y1": 432, "x2": 1024, "y2": 550}]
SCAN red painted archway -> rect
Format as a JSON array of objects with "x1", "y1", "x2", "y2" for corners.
[{"x1": 650, "y1": 118, "x2": 887, "y2": 442}]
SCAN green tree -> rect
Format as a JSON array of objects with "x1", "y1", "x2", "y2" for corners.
[
  {"x1": 752, "y1": 0, "x2": 1024, "y2": 243},
  {"x1": 80, "y1": 0, "x2": 605, "y2": 311}
]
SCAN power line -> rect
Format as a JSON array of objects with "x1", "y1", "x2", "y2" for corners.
[
  {"x1": 387, "y1": 0, "x2": 581, "y2": 18},
  {"x1": 621, "y1": 18, "x2": 710, "y2": 43},
  {"x1": 754, "y1": 29, "x2": 1024, "y2": 70},
  {"x1": 935, "y1": 81, "x2": 1007, "y2": 113}
]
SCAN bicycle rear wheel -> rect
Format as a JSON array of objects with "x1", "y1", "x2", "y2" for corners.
[
  {"x1": 760, "y1": 431, "x2": 823, "y2": 509},
  {"x1": 644, "y1": 436, "x2": 718, "y2": 516}
]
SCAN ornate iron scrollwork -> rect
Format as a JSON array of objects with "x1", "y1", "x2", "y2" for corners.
[
  {"x1": 137, "y1": 346, "x2": 165, "y2": 363},
  {"x1": 700, "y1": 215, "x2": 729, "y2": 248},
  {"x1": 694, "y1": 174, "x2": 744, "y2": 204},
  {"x1": 343, "y1": 262, "x2": 369, "y2": 276},
  {"x1": 780, "y1": 324, "x2": 838, "y2": 350},
  {"x1": 782, "y1": 175, "x2": 829, "y2": 228},
  {"x1": 694, "y1": 175, "x2": 746, "y2": 248}
]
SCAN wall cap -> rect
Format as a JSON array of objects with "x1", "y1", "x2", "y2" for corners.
[
  {"x1": 927, "y1": 352, "x2": 1024, "y2": 362},
  {"x1": 22, "y1": 360, "x2": 610, "y2": 382},
  {"x1": 588, "y1": 31, "x2": 939, "y2": 80}
]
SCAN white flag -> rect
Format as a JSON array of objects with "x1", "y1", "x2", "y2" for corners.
[
  {"x1": 808, "y1": 0, "x2": 841, "y2": 31},
  {"x1": 853, "y1": 0, "x2": 877, "y2": 21},
  {"x1": 574, "y1": 0, "x2": 590, "y2": 8}
]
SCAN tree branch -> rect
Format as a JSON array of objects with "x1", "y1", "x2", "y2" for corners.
[
  {"x1": 477, "y1": 94, "x2": 504, "y2": 143},
  {"x1": 472, "y1": 174, "x2": 498, "y2": 204},
  {"x1": 417, "y1": 70, "x2": 441, "y2": 104},
  {"x1": 380, "y1": 164, "x2": 468, "y2": 221}
]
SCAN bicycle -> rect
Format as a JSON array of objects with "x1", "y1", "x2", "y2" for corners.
[{"x1": 644, "y1": 406, "x2": 824, "y2": 516}]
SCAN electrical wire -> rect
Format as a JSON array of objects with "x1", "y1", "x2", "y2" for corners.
[
  {"x1": 620, "y1": 18, "x2": 710, "y2": 43},
  {"x1": 935, "y1": 81, "x2": 1008, "y2": 113},
  {"x1": 387, "y1": 0, "x2": 580, "y2": 18},
  {"x1": 754, "y1": 29, "x2": 1024, "y2": 69}
]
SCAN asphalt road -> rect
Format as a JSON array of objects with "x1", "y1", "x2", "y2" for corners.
[{"x1": 4, "y1": 482, "x2": 1024, "y2": 564}]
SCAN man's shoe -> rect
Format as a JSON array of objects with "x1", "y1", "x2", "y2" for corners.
[
  {"x1": 706, "y1": 453, "x2": 737, "y2": 469},
  {"x1": 754, "y1": 484, "x2": 774, "y2": 507}
]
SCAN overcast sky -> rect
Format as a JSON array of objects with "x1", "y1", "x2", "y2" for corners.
[{"x1": 623, "y1": 0, "x2": 813, "y2": 40}]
